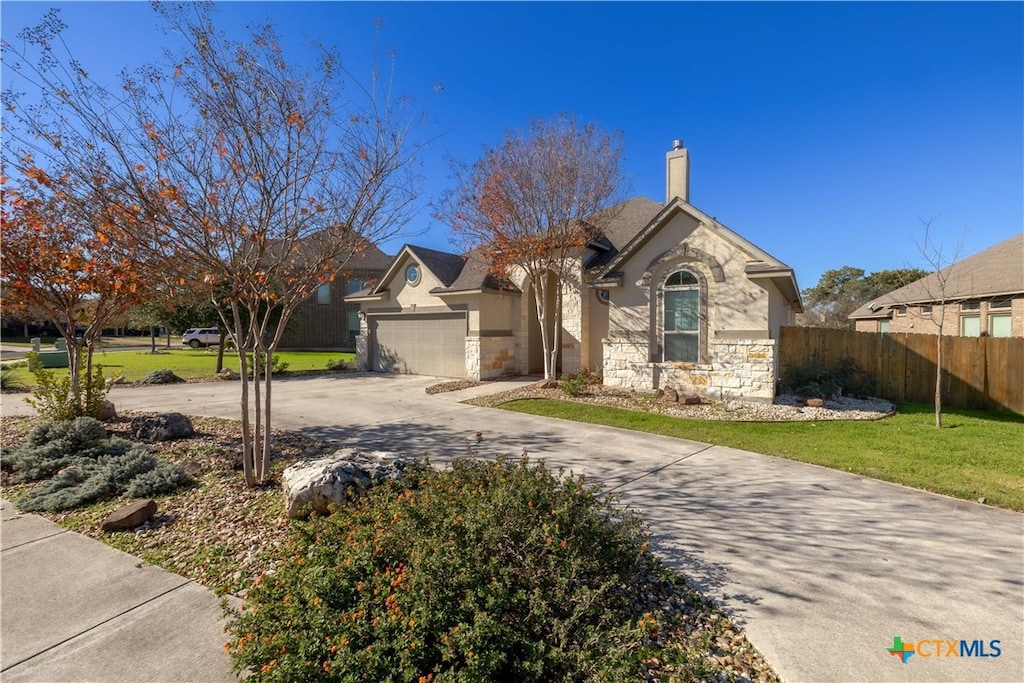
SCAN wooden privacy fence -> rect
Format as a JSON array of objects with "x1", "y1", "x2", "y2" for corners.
[{"x1": 779, "y1": 326, "x2": 1024, "y2": 412}]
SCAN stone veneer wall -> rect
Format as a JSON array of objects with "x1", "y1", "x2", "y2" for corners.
[
  {"x1": 355, "y1": 321, "x2": 370, "y2": 371},
  {"x1": 466, "y1": 336, "x2": 517, "y2": 380},
  {"x1": 603, "y1": 338, "x2": 777, "y2": 403}
]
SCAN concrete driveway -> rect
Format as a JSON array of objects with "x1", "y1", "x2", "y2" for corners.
[{"x1": 2, "y1": 373, "x2": 1021, "y2": 682}]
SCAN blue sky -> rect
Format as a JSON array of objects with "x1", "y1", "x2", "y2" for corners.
[{"x1": 3, "y1": 1, "x2": 1021, "y2": 290}]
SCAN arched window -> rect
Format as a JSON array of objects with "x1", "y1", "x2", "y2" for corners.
[{"x1": 662, "y1": 269, "x2": 700, "y2": 362}]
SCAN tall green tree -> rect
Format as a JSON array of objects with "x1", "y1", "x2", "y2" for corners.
[{"x1": 801, "y1": 266, "x2": 928, "y2": 329}]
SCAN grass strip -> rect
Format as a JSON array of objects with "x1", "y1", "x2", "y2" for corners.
[
  {"x1": 4, "y1": 349, "x2": 355, "y2": 384},
  {"x1": 501, "y1": 400, "x2": 1024, "y2": 511}
]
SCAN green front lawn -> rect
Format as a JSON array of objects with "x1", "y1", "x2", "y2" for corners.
[
  {"x1": 502, "y1": 400, "x2": 1024, "y2": 511},
  {"x1": 4, "y1": 349, "x2": 355, "y2": 385}
]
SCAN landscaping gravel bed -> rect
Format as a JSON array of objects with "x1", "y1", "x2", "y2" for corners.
[
  {"x1": 1, "y1": 409, "x2": 780, "y2": 680},
  {"x1": 463, "y1": 381, "x2": 895, "y2": 421}
]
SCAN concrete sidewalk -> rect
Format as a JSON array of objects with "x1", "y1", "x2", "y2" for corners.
[
  {"x1": 2, "y1": 374, "x2": 1022, "y2": 682},
  {"x1": 1, "y1": 499, "x2": 236, "y2": 682}
]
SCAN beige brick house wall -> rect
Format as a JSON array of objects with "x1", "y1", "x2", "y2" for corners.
[
  {"x1": 279, "y1": 272, "x2": 380, "y2": 349},
  {"x1": 854, "y1": 296, "x2": 1023, "y2": 337}
]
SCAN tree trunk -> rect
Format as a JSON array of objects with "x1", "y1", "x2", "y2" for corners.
[
  {"x1": 232, "y1": 307, "x2": 256, "y2": 488},
  {"x1": 260, "y1": 354, "x2": 273, "y2": 482},
  {"x1": 216, "y1": 331, "x2": 225, "y2": 373},
  {"x1": 533, "y1": 271, "x2": 553, "y2": 381},
  {"x1": 934, "y1": 334, "x2": 943, "y2": 428},
  {"x1": 149, "y1": 325, "x2": 157, "y2": 354}
]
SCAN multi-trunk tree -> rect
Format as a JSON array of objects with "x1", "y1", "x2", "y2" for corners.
[
  {"x1": 439, "y1": 114, "x2": 626, "y2": 382},
  {"x1": 3, "y1": 5, "x2": 427, "y2": 485}
]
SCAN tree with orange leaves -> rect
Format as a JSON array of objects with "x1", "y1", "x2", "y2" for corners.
[
  {"x1": 3, "y1": 5, "x2": 430, "y2": 485},
  {"x1": 0, "y1": 169, "x2": 149, "y2": 415},
  {"x1": 439, "y1": 114, "x2": 627, "y2": 382}
]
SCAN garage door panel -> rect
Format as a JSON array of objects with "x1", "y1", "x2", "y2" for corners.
[{"x1": 371, "y1": 314, "x2": 466, "y2": 378}]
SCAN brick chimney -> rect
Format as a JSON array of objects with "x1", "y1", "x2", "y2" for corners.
[{"x1": 665, "y1": 139, "x2": 689, "y2": 203}]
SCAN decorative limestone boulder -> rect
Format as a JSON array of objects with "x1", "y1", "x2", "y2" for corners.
[
  {"x1": 130, "y1": 413, "x2": 195, "y2": 442},
  {"x1": 99, "y1": 400, "x2": 118, "y2": 421},
  {"x1": 217, "y1": 368, "x2": 239, "y2": 380},
  {"x1": 282, "y1": 449, "x2": 418, "y2": 518}
]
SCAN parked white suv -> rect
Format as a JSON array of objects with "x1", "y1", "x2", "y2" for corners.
[{"x1": 182, "y1": 328, "x2": 221, "y2": 348}]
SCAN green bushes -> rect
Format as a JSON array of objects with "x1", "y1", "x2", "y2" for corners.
[
  {"x1": 1, "y1": 364, "x2": 23, "y2": 391},
  {"x1": 247, "y1": 352, "x2": 290, "y2": 377},
  {"x1": 781, "y1": 357, "x2": 876, "y2": 399},
  {"x1": 225, "y1": 457, "x2": 734, "y2": 682},
  {"x1": 25, "y1": 352, "x2": 109, "y2": 421},
  {"x1": 2, "y1": 417, "x2": 193, "y2": 512},
  {"x1": 560, "y1": 368, "x2": 599, "y2": 398},
  {"x1": 324, "y1": 358, "x2": 348, "y2": 372}
]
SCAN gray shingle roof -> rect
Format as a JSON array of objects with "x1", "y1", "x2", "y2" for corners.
[
  {"x1": 585, "y1": 197, "x2": 664, "y2": 270},
  {"x1": 438, "y1": 248, "x2": 518, "y2": 293},
  {"x1": 343, "y1": 244, "x2": 393, "y2": 271},
  {"x1": 405, "y1": 245, "x2": 467, "y2": 287},
  {"x1": 849, "y1": 233, "x2": 1024, "y2": 319}
]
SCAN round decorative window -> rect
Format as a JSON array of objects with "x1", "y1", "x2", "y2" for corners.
[
  {"x1": 596, "y1": 289, "x2": 610, "y2": 303},
  {"x1": 405, "y1": 264, "x2": 421, "y2": 286}
]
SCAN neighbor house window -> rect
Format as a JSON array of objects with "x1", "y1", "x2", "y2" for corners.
[
  {"x1": 990, "y1": 299, "x2": 1011, "y2": 310},
  {"x1": 347, "y1": 279, "x2": 365, "y2": 295},
  {"x1": 960, "y1": 315, "x2": 980, "y2": 337},
  {"x1": 895, "y1": 306, "x2": 907, "y2": 316},
  {"x1": 662, "y1": 269, "x2": 700, "y2": 362},
  {"x1": 878, "y1": 320, "x2": 890, "y2": 333},
  {"x1": 348, "y1": 310, "x2": 361, "y2": 338},
  {"x1": 960, "y1": 301, "x2": 980, "y2": 311},
  {"x1": 920, "y1": 305, "x2": 932, "y2": 314},
  {"x1": 989, "y1": 314, "x2": 1011, "y2": 338},
  {"x1": 316, "y1": 283, "x2": 331, "y2": 305}
]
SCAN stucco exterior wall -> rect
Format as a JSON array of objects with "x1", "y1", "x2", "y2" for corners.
[
  {"x1": 588, "y1": 289, "x2": 610, "y2": 372},
  {"x1": 608, "y1": 213, "x2": 775, "y2": 361},
  {"x1": 477, "y1": 290, "x2": 517, "y2": 334},
  {"x1": 766, "y1": 281, "x2": 797, "y2": 338}
]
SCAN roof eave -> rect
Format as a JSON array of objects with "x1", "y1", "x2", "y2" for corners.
[
  {"x1": 745, "y1": 268, "x2": 803, "y2": 313},
  {"x1": 345, "y1": 290, "x2": 389, "y2": 303}
]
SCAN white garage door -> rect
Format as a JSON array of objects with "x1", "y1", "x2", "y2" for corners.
[{"x1": 370, "y1": 313, "x2": 467, "y2": 378}]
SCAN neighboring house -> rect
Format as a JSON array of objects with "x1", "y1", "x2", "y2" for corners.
[
  {"x1": 848, "y1": 233, "x2": 1024, "y2": 338},
  {"x1": 277, "y1": 245, "x2": 392, "y2": 350},
  {"x1": 348, "y1": 142, "x2": 803, "y2": 402}
]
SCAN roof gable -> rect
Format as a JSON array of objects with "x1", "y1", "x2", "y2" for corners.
[
  {"x1": 368, "y1": 244, "x2": 517, "y2": 296},
  {"x1": 596, "y1": 197, "x2": 794, "y2": 277}
]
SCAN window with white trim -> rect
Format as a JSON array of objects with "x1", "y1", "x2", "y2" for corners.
[
  {"x1": 662, "y1": 270, "x2": 700, "y2": 362},
  {"x1": 989, "y1": 314, "x2": 1011, "y2": 338},
  {"x1": 961, "y1": 315, "x2": 980, "y2": 337}
]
